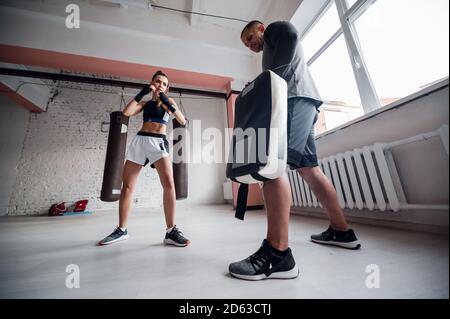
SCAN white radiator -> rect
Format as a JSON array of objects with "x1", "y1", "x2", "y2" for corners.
[{"x1": 288, "y1": 125, "x2": 449, "y2": 212}]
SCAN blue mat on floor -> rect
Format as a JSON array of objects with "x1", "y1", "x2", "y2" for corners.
[{"x1": 62, "y1": 211, "x2": 93, "y2": 216}]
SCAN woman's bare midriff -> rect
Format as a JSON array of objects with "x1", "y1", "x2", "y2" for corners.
[{"x1": 140, "y1": 122, "x2": 167, "y2": 135}]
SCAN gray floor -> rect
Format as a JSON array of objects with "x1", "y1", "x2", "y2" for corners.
[{"x1": 0, "y1": 205, "x2": 448, "y2": 299}]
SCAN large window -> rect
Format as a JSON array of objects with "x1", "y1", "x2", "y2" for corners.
[
  {"x1": 324, "y1": 110, "x2": 349, "y2": 130},
  {"x1": 309, "y1": 36, "x2": 361, "y2": 107},
  {"x1": 302, "y1": 2, "x2": 340, "y2": 62},
  {"x1": 309, "y1": 35, "x2": 364, "y2": 133},
  {"x1": 301, "y1": 2, "x2": 363, "y2": 134},
  {"x1": 297, "y1": 0, "x2": 449, "y2": 133},
  {"x1": 353, "y1": 0, "x2": 449, "y2": 105},
  {"x1": 347, "y1": 0, "x2": 357, "y2": 8}
]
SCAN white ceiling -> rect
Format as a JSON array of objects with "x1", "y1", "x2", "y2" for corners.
[
  {"x1": 83, "y1": 0, "x2": 298, "y2": 49},
  {"x1": 91, "y1": 0, "x2": 274, "y2": 30},
  {"x1": 0, "y1": 0, "x2": 297, "y2": 51},
  {"x1": 0, "y1": 0, "x2": 304, "y2": 88}
]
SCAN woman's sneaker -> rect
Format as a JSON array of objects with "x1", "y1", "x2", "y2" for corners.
[
  {"x1": 229, "y1": 239, "x2": 300, "y2": 281},
  {"x1": 98, "y1": 227, "x2": 129, "y2": 246},
  {"x1": 311, "y1": 226, "x2": 361, "y2": 249},
  {"x1": 163, "y1": 226, "x2": 190, "y2": 247}
]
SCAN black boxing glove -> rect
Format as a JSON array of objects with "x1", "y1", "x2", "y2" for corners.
[
  {"x1": 158, "y1": 92, "x2": 177, "y2": 113},
  {"x1": 134, "y1": 85, "x2": 151, "y2": 102}
]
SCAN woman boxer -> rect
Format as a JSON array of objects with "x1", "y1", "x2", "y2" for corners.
[{"x1": 99, "y1": 70, "x2": 190, "y2": 247}]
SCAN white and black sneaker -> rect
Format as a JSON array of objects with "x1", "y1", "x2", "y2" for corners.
[
  {"x1": 229, "y1": 239, "x2": 300, "y2": 281},
  {"x1": 311, "y1": 226, "x2": 361, "y2": 249},
  {"x1": 98, "y1": 227, "x2": 129, "y2": 246},
  {"x1": 163, "y1": 226, "x2": 190, "y2": 247}
]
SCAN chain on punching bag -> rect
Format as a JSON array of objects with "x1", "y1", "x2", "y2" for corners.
[
  {"x1": 101, "y1": 92, "x2": 129, "y2": 202},
  {"x1": 172, "y1": 118, "x2": 188, "y2": 200}
]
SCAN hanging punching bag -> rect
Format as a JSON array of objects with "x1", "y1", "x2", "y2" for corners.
[
  {"x1": 172, "y1": 119, "x2": 188, "y2": 200},
  {"x1": 101, "y1": 111, "x2": 129, "y2": 202}
]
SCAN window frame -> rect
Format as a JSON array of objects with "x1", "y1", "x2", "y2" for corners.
[{"x1": 302, "y1": 0, "x2": 382, "y2": 113}]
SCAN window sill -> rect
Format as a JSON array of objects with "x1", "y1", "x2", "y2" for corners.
[{"x1": 316, "y1": 77, "x2": 449, "y2": 140}]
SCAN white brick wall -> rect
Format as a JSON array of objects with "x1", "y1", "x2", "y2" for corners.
[
  {"x1": 6, "y1": 83, "x2": 164, "y2": 215},
  {"x1": 4, "y1": 82, "x2": 227, "y2": 215},
  {"x1": 0, "y1": 95, "x2": 29, "y2": 216}
]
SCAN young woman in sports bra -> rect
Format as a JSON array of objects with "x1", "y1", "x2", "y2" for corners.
[{"x1": 99, "y1": 70, "x2": 190, "y2": 247}]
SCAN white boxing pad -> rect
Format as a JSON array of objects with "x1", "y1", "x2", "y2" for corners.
[{"x1": 226, "y1": 70, "x2": 288, "y2": 184}]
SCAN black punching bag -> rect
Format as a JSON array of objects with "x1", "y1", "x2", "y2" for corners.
[
  {"x1": 101, "y1": 111, "x2": 129, "y2": 202},
  {"x1": 172, "y1": 119, "x2": 188, "y2": 200}
]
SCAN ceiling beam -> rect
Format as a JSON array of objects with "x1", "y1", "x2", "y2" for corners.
[
  {"x1": 190, "y1": 0, "x2": 204, "y2": 26},
  {"x1": 0, "y1": 68, "x2": 228, "y2": 99},
  {"x1": 0, "y1": 64, "x2": 50, "y2": 112},
  {"x1": 92, "y1": 0, "x2": 153, "y2": 9}
]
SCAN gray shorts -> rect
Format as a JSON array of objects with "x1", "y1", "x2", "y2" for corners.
[{"x1": 287, "y1": 97, "x2": 320, "y2": 169}]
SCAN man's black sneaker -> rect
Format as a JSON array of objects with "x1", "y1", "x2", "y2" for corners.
[
  {"x1": 98, "y1": 227, "x2": 129, "y2": 245},
  {"x1": 311, "y1": 226, "x2": 361, "y2": 249},
  {"x1": 229, "y1": 239, "x2": 299, "y2": 281},
  {"x1": 163, "y1": 226, "x2": 190, "y2": 247}
]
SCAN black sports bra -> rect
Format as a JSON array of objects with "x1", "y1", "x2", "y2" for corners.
[{"x1": 143, "y1": 100, "x2": 170, "y2": 124}]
